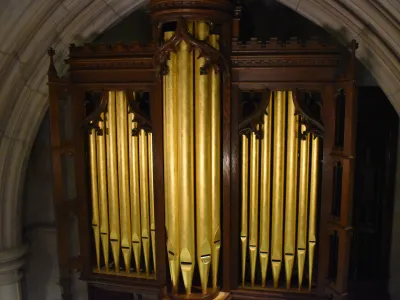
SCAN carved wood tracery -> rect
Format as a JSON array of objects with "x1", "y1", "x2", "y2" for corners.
[
  {"x1": 238, "y1": 89, "x2": 270, "y2": 138},
  {"x1": 83, "y1": 91, "x2": 107, "y2": 135},
  {"x1": 126, "y1": 91, "x2": 153, "y2": 135},
  {"x1": 293, "y1": 90, "x2": 324, "y2": 139},
  {"x1": 83, "y1": 90, "x2": 153, "y2": 136},
  {"x1": 153, "y1": 17, "x2": 230, "y2": 77}
]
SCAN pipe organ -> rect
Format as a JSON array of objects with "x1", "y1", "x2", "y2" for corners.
[{"x1": 47, "y1": 1, "x2": 358, "y2": 299}]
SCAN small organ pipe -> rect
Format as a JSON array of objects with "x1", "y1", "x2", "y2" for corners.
[
  {"x1": 139, "y1": 130, "x2": 151, "y2": 275},
  {"x1": 107, "y1": 91, "x2": 121, "y2": 272},
  {"x1": 116, "y1": 92, "x2": 132, "y2": 273},
  {"x1": 148, "y1": 133, "x2": 156, "y2": 273},
  {"x1": 240, "y1": 135, "x2": 249, "y2": 286},
  {"x1": 89, "y1": 129, "x2": 100, "y2": 271},
  {"x1": 284, "y1": 92, "x2": 299, "y2": 288},
  {"x1": 308, "y1": 136, "x2": 319, "y2": 290},
  {"x1": 129, "y1": 100, "x2": 142, "y2": 273},
  {"x1": 259, "y1": 98, "x2": 272, "y2": 288},
  {"x1": 97, "y1": 114, "x2": 109, "y2": 271},
  {"x1": 249, "y1": 131, "x2": 260, "y2": 287},
  {"x1": 271, "y1": 91, "x2": 286, "y2": 288},
  {"x1": 297, "y1": 126, "x2": 310, "y2": 288}
]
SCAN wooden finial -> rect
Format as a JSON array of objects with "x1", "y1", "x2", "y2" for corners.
[
  {"x1": 47, "y1": 47, "x2": 58, "y2": 78},
  {"x1": 348, "y1": 39, "x2": 359, "y2": 54},
  {"x1": 347, "y1": 39, "x2": 358, "y2": 81},
  {"x1": 233, "y1": 0, "x2": 243, "y2": 38}
]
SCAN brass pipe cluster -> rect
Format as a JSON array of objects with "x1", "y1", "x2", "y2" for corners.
[
  {"x1": 88, "y1": 91, "x2": 156, "y2": 276},
  {"x1": 240, "y1": 91, "x2": 320, "y2": 290},
  {"x1": 163, "y1": 22, "x2": 221, "y2": 295}
]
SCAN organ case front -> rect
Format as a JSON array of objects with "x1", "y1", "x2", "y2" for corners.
[{"x1": 47, "y1": 1, "x2": 358, "y2": 299}]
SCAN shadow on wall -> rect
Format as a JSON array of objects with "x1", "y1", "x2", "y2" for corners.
[
  {"x1": 321, "y1": 24, "x2": 377, "y2": 87},
  {"x1": 23, "y1": 228, "x2": 59, "y2": 300},
  {"x1": 72, "y1": 8, "x2": 152, "y2": 46}
]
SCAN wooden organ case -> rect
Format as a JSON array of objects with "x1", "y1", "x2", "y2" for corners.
[{"x1": 47, "y1": 1, "x2": 359, "y2": 299}]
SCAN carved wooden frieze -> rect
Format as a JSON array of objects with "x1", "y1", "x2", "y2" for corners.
[
  {"x1": 69, "y1": 42, "x2": 157, "y2": 57},
  {"x1": 232, "y1": 37, "x2": 339, "y2": 52},
  {"x1": 67, "y1": 42, "x2": 156, "y2": 73},
  {"x1": 231, "y1": 56, "x2": 340, "y2": 68}
]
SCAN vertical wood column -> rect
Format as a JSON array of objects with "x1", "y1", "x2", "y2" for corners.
[
  {"x1": 319, "y1": 44, "x2": 358, "y2": 297},
  {"x1": 48, "y1": 79, "x2": 74, "y2": 300},
  {"x1": 334, "y1": 64, "x2": 358, "y2": 294}
]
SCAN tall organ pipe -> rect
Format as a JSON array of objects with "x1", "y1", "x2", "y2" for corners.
[
  {"x1": 259, "y1": 97, "x2": 272, "y2": 288},
  {"x1": 129, "y1": 106, "x2": 142, "y2": 274},
  {"x1": 178, "y1": 38, "x2": 195, "y2": 295},
  {"x1": 308, "y1": 136, "x2": 319, "y2": 290},
  {"x1": 241, "y1": 135, "x2": 249, "y2": 286},
  {"x1": 271, "y1": 91, "x2": 286, "y2": 288},
  {"x1": 107, "y1": 92, "x2": 121, "y2": 272},
  {"x1": 139, "y1": 129, "x2": 151, "y2": 275},
  {"x1": 249, "y1": 131, "x2": 260, "y2": 286},
  {"x1": 89, "y1": 129, "x2": 100, "y2": 271},
  {"x1": 148, "y1": 132, "x2": 156, "y2": 273},
  {"x1": 97, "y1": 113, "x2": 109, "y2": 271},
  {"x1": 117, "y1": 92, "x2": 132, "y2": 273},
  {"x1": 297, "y1": 126, "x2": 310, "y2": 288},
  {"x1": 284, "y1": 92, "x2": 299, "y2": 288},
  {"x1": 195, "y1": 21, "x2": 212, "y2": 294},
  {"x1": 210, "y1": 33, "x2": 221, "y2": 291},
  {"x1": 163, "y1": 31, "x2": 180, "y2": 291}
]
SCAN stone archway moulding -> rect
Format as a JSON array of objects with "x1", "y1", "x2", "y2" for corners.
[{"x1": 0, "y1": 0, "x2": 399, "y2": 298}]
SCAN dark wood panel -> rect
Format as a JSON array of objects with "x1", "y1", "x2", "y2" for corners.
[{"x1": 349, "y1": 87, "x2": 398, "y2": 300}]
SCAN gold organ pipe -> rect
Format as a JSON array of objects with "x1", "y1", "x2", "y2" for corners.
[
  {"x1": 89, "y1": 129, "x2": 100, "y2": 271},
  {"x1": 139, "y1": 129, "x2": 150, "y2": 275},
  {"x1": 195, "y1": 22, "x2": 211, "y2": 294},
  {"x1": 178, "y1": 38, "x2": 195, "y2": 295},
  {"x1": 240, "y1": 135, "x2": 249, "y2": 286},
  {"x1": 164, "y1": 30, "x2": 180, "y2": 292},
  {"x1": 259, "y1": 98, "x2": 272, "y2": 288},
  {"x1": 129, "y1": 107, "x2": 142, "y2": 274},
  {"x1": 297, "y1": 127, "x2": 310, "y2": 289},
  {"x1": 271, "y1": 91, "x2": 286, "y2": 288},
  {"x1": 308, "y1": 136, "x2": 319, "y2": 290},
  {"x1": 163, "y1": 69, "x2": 169, "y2": 237},
  {"x1": 97, "y1": 114, "x2": 109, "y2": 271},
  {"x1": 107, "y1": 91, "x2": 121, "y2": 272},
  {"x1": 210, "y1": 33, "x2": 221, "y2": 291},
  {"x1": 284, "y1": 92, "x2": 298, "y2": 288},
  {"x1": 249, "y1": 131, "x2": 260, "y2": 287},
  {"x1": 148, "y1": 132, "x2": 156, "y2": 273},
  {"x1": 117, "y1": 92, "x2": 132, "y2": 273}
]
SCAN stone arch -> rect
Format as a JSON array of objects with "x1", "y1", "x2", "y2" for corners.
[{"x1": 0, "y1": 0, "x2": 399, "y2": 297}]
